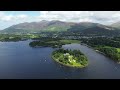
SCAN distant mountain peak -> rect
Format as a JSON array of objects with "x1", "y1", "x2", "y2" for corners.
[
  {"x1": 110, "y1": 21, "x2": 120, "y2": 29},
  {"x1": 40, "y1": 20, "x2": 49, "y2": 22},
  {"x1": 1, "y1": 20, "x2": 119, "y2": 34}
]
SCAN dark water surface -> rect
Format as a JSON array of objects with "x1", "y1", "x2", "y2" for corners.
[{"x1": 0, "y1": 40, "x2": 120, "y2": 79}]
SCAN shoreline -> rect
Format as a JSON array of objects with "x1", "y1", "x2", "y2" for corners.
[
  {"x1": 51, "y1": 54, "x2": 88, "y2": 68},
  {"x1": 81, "y1": 43, "x2": 120, "y2": 64}
]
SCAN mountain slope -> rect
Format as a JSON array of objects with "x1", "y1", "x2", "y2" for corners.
[
  {"x1": 67, "y1": 22, "x2": 119, "y2": 36},
  {"x1": 67, "y1": 22, "x2": 102, "y2": 32},
  {"x1": 0, "y1": 21, "x2": 120, "y2": 36},
  {"x1": 0, "y1": 20, "x2": 75, "y2": 34},
  {"x1": 80, "y1": 26, "x2": 119, "y2": 36},
  {"x1": 41, "y1": 20, "x2": 75, "y2": 32},
  {"x1": 110, "y1": 21, "x2": 120, "y2": 29}
]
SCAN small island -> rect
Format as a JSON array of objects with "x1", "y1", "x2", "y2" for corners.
[{"x1": 52, "y1": 48, "x2": 88, "y2": 68}]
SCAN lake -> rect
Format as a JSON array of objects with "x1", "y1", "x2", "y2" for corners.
[{"x1": 0, "y1": 40, "x2": 120, "y2": 79}]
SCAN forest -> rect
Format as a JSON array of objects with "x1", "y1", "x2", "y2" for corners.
[
  {"x1": 80, "y1": 37, "x2": 120, "y2": 62},
  {"x1": 29, "y1": 39, "x2": 80, "y2": 48},
  {"x1": 52, "y1": 48, "x2": 88, "y2": 68}
]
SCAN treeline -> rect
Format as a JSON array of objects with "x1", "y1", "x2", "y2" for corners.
[
  {"x1": 0, "y1": 34, "x2": 42, "y2": 42},
  {"x1": 80, "y1": 37, "x2": 120, "y2": 62},
  {"x1": 96, "y1": 46, "x2": 120, "y2": 62},
  {"x1": 29, "y1": 40, "x2": 62, "y2": 48},
  {"x1": 81, "y1": 37, "x2": 120, "y2": 48},
  {"x1": 29, "y1": 38, "x2": 63, "y2": 48},
  {"x1": 29, "y1": 39, "x2": 79, "y2": 48},
  {"x1": 0, "y1": 34, "x2": 22, "y2": 42},
  {"x1": 111, "y1": 37, "x2": 120, "y2": 42}
]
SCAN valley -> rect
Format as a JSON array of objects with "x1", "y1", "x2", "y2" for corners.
[
  {"x1": 0, "y1": 20, "x2": 120, "y2": 78},
  {"x1": 0, "y1": 20, "x2": 120, "y2": 63}
]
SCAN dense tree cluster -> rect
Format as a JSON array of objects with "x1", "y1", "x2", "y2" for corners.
[
  {"x1": 0, "y1": 34, "x2": 42, "y2": 42},
  {"x1": 52, "y1": 48, "x2": 88, "y2": 67},
  {"x1": 111, "y1": 37, "x2": 120, "y2": 42},
  {"x1": 81, "y1": 37, "x2": 120, "y2": 48},
  {"x1": 81, "y1": 37, "x2": 120, "y2": 62},
  {"x1": 29, "y1": 39, "x2": 79, "y2": 48},
  {"x1": 29, "y1": 40, "x2": 62, "y2": 48},
  {"x1": 96, "y1": 46, "x2": 120, "y2": 61}
]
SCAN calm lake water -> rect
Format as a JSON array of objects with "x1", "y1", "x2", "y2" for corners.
[{"x1": 0, "y1": 40, "x2": 120, "y2": 79}]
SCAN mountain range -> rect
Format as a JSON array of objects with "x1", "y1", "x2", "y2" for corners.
[{"x1": 1, "y1": 20, "x2": 120, "y2": 36}]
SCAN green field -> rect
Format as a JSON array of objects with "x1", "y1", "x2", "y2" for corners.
[{"x1": 59, "y1": 40, "x2": 80, "y2": 44}]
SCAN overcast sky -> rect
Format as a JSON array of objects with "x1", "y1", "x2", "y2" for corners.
[{"x1": 0, "y1": 11, "x2": 120, "y2": 30}]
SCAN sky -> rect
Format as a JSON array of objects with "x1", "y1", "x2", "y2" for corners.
[{"x1": 0, "y1": 11, "x2": 120, "y2": 30}]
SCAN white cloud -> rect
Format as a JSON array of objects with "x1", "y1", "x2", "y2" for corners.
[
  {"x1": 16, "y1": 15, "x2": 28, "y2": 19},
  {"x1": 0, "y1": 12, "x2": 28, "y2": 22},
  {"x1": 0, "y1": 12, "x2": 12, "y2": 21},
  {"x1": 37, "y1": 11, "x2": 94, "y2": 22},
  {"x1": 1, "y1": 11, "x2": 120, "y2": 30},
  {"x1": 37, "y1": 11, "x2": 120, "y2": 25},
  {"x1": 1, "y1": 11, "x2": 120, "y2": 24}
]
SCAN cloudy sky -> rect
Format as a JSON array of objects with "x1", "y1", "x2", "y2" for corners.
[{"x1": 0, "y1": 11, "x2": 120, "y2": 30}]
